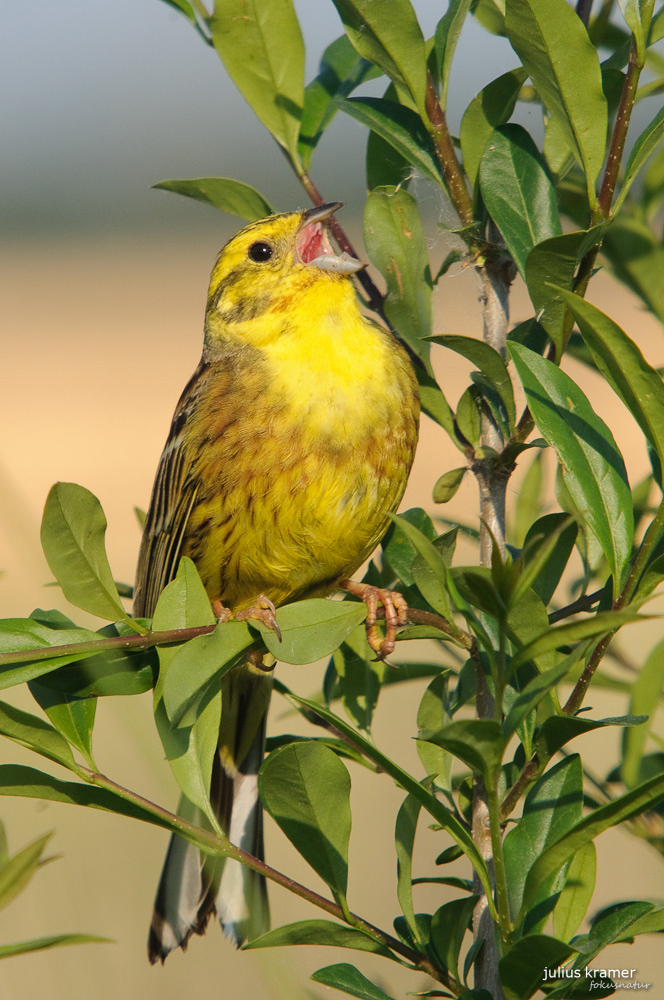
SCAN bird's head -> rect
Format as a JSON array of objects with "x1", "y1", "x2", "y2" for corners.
[{"x1": 204, "y1": 203, "x2": 364, "y2": 349}]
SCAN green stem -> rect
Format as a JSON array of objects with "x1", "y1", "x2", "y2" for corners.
[
  {"x1": 488, "y1": 781, "x2": 513, "y2": 946},
  {"x1": 78, "y1": 768, "x2": 458, "y2": 991}
]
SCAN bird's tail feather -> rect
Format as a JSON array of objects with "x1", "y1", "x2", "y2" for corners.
[{"x1": 148, "y1": 669, "x2": 271, "y2": 963}]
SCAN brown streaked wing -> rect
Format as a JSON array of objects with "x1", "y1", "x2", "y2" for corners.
[{"x1": 133, "y1": 364, "x2": 207, "y2": 618}]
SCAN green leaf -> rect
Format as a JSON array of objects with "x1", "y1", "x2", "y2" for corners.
[
  {"x1": 299, "y1": 36, "x2": 376, "y2": 169},
  {"x1": 0, "y1": 832, "x2": 52, "y2": 913},
  {"x1": 552, "y1": 841, "x2": 596, "y2": 943},
  {"x1": 420, "y1": 720, "x2": 504, "y2": 785},
  {"x1": 524, "y1": 229, "x2": 602, "y2": 358},
  {"x1": 162, "y1": 621, "x2": 253, "y2": 725},
  {"x1": 455, "y1": 386, "x2": 482, "y2": 448},
  {"x1": 417, "y1": 673, "x2": 453, "y2": 791},
  {"x1": 502, "y1": 657, "x2": 579, "y2": 740},
  {"x1": 364, "y1": 186, "x2": 432, "y2": 363},
  {"x1": 209, "y1": 0, "x2": 304, "y2": 163},
  {"x1": 0, "y1": 933, "x2": 110, "y2": 959},
  {"x1": 0, "y1": 619, "x2": 107, "y2": 690},
  {"x1": 435, "y1": 1, "x2": 472, "y2": 109},
  {"x1": 510, "y1": 609, "x2": 642, "y2": 671},
  {"x1": 418, "y1": 371, "x2": 464, "y2": 449},
  {"x1": 342, "y1": 98, "x2": 442, "y2": 186},
  {"x1": 330, "y1": 0, "x2": 429, "y2": 117},
  {"x1": 152, "y1": 560, "x2": 221, "y2": 827},
  {"x1": 28, "y1": 682, "x2": 96, "y2": 768},
  {"x1": 509, "y1": 343, "x2": 634, "y2": 593},
  {"x1": 570, "y1": 900, "x2": 654, "y2": 973},
  {"x1": 521, "y1": 770, "x2": 664, "y2": 924},
  {"x1": 504, "y1": 0, "x2": 608, "y2": 205},
  {"x1": 260, "y1": 742, "x2": 351, "y2": 904},
  {"x1": 518, "y1": 513, "x2": 578, "y2": 606},
  {"x1": 557, "y1": 289, "x2": 664, "y2": 469},
  {"x1": 430, "y1": 895, "x2": 477, "y2": 980},
  {"x1": 311, "y1": 964, "x2": 397, "y2": 1000},
  {"x1": 616, "y1": 105, "x2": 664, "y2": 210},
  {"x1": 274, "y1": 684, "x2": 496, "y2": 915},
  {"x1": 0, "y1": 700, "x2": 79, "y2": 774},
  {"x1": 256, "y1": 599, "x2": 367, "y2": 665},
  {"x1": 366, "y1": 126, "x2": 412, "y2": 190},
  {"x1": 460, "y1": 68, "x2": 527, "y2": 188},
  {"x1": 534, "y1": 714, "x2": 646, "y2": 766},
  {"x1": 504, "y1": 756, "x2": 584, "y2": 925},
  {"x1": 602, "y1": 215, "x2": 664, "y2": 323},
  {"x1": 29, "y1": 621, "x2": 156, "y2": 699},
  {"x1": 433, "y1": 467, "x2": 467, "y2": 504},
  {"x1": 0, "y1": 764, "x2": 176, "y2": 832},
  {"x1": 430, "y1": 333, "x2": 516, "y2": 430},
  {"x1": 382, "y1": 507, "x2": 436, "y2": 587},
  {"x1": 40, "y1": 483, "x2": 128, "y2": 624},
  {"x1": 479, "y1": 124, "x2": 561, "y2": 280},
  {"x1": 333, "y1": 626, "x2": 381, "y2": 732},
  {"x1": 152, "y1": 178, "x2": 274, "y2": 222},
  {"x1": 622, "y1": 637, "x2": 664, "y2": 787},
  {"x1": 499, "y1": 935, "x2": 577, "y2": 1000},
  {"x1": 389, "y1": 514, "x2": 458, "y2": 625},
  {"x1": 395, "y1": 794, "x2": 421, "y2": 943},
  {"x1": 245, "y1": 920, "x2": 394, "y2": 957}
]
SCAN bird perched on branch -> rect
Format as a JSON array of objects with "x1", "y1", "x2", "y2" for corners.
[{"x1": 133, "y1": 202, "x2": 419, "y2": 963}]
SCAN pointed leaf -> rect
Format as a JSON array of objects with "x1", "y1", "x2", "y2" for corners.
[
  {"x1": 460, "y1": 68, "x2": 527, "y2": 187},
  {"x1": 40, "y1": 483, "x2": 127, "y2": 623},
  {"x1": 162, "y1": 620, "x2": 253, "y2": 725},
  {"x1": 519, "y1": 513, "x2": 577, "y2": 607},
  {"x1": 395, "y1": 794, "x2": 421, "y2": 942},
  {"x1": 534, "y1": 714, "x2": 647, "y2": 766},
  {"x1": 260, "y1": 742, "x2": 351, "y2": 903},
  {"x1": 0, "y1": 933, "x2": 110, "y2": 959},
  {"x1": 602, "y1": 216, "x2": 664, "y2": 323},
  {"x1": 330, "y1": 0, "x2": 429, "y2": 117},
  {"x1": 524, "y1": 229, "x2": 602, "y2": 358},
  {"x1": 256, "y1": 599, "x2": 367, "y2": 664},
  {"x1": 504, "y1": 756, "x2": 584, "y2": 924},
  {"x1": 616, "y1": 105, "x2": 664, "y2": 211},
  {"x1": 28, "y1": 682, "x2": 96, "y2": 768},
  {"x1": 557, "y1": 288, "x2": 664, "y2": 468},
  {"x1": 431, "y1": 333, "x2": 516, "y2": 429},
  {"x1": 209, "y1": 0, "x2": 304, "y2": 163},
  {"x1": 364, "y1": 185, "x2": 432, "y2": 362},
  {"x1": 552, "y1": 841, "x2": 596, "y2": 942},
  {"x1": 499, "y1": 935, "x2": 576, "y2": 1000},
  {"x1": 433, "y1": 467, "x2": 467, "y2": 504},
  {"x1": 342, "y1": 98, "x2": 442, "y2": 186},
  {"x1": 521, "y1": 771, "x2": 664, "y2": 922},
  {"x1": 479, "y1": 124, "x2": 561, "y2": 280},
  {"x1": 504, "y1": 0, "x2": 608, "y2": 202},
  {"x1": 435, "y1": 1, "x2": 472, "y2": 109},
  {"x1": 430, "y1": 895, "x2": 477, "y2": 980},
  {"x1": 0, "y1": 701, "x2": 78, "y2": 773},
  {"x1": 152, "y1": 178, "x2": 274, "y2": 222},
  {"x1": 244, "y1": 920, "x2": 394, "y2": 957},
  {"x1": 311, "y1": 963, "x2": 397, "y2": 1000},
  {"x1": 622, "y1": 637, "x2": 664, "y2": 787},
  {"x1": 509, "y1": 343, "x2": 634, "y2": 592},
  {"x1": 0, "y1": 832, "x2": 52, "y2": 913},
  {"x1": 420, "y1": 720, "x2": 504, "y2": 785}
]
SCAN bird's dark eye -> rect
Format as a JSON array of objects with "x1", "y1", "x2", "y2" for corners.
[{"x1": 248, "y1": 241, "x2": 274, "y2": 262}]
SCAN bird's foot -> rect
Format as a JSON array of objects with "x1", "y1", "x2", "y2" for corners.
[
  {"x1": 234, "y1": 595, "x2": 282, "y2": 642},
  {"x1": 339, "y1": 579, "x2": 408, "y2": 660},
  {"x1": 211, "y1": 599, "x2": 232, "y2": 623}
]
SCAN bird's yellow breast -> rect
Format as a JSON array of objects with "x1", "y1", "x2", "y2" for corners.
[{"x1": 185, "y1": 271, "x2": 419, "y2": 610}]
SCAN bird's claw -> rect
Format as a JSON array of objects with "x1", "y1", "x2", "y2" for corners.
[
  {"x1": 234, "y1": 594, "x2": 282, "y2": 642},
  {"x1": 339, "y1": 579, "x2": 408, "y2": 661}
]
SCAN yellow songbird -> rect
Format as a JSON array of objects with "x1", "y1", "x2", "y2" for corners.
[{"x1": 133, "y1": 202, "x2": 419, "y2": 962}]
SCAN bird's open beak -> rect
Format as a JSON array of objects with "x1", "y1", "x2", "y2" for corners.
[{"x1": 296, "y1": 202, "x2": 364, "y2": 274}]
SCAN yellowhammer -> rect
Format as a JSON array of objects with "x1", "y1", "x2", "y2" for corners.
[{"x1": 133, "y1": 202, "x2": 419, "y2": 962}]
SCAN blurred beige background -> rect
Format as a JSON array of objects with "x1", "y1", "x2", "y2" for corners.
[{"x1": 2, "y1": 2, "x2": 663, "y2": 998}]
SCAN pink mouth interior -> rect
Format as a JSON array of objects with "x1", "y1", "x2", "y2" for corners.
[{"x1": 297, "y1": 222, "x2": 333, "y2": 263}]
